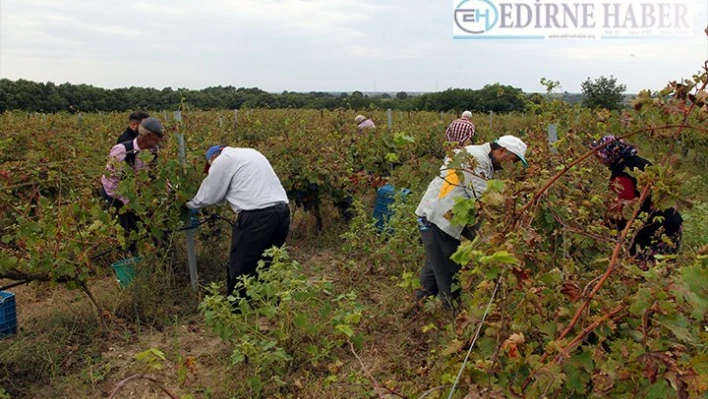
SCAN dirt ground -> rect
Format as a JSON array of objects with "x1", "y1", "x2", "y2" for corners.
[{"x1": 0, "y1": 209, "x2": 435, "y2": 399}]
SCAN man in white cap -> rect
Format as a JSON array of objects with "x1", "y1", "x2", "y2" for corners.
[
  {"x1": 354, "y1": 115, "x2": 376, "y2": 133},
  {"x1": 445, "y1": 111, "x2": 476, "y2": 146},
  {"x1": 414, "y1": 135, "x2": 528, "y2": 310}
]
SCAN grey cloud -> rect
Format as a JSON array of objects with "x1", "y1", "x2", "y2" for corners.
[{"x1": 0, "y1": 0, "x2": 705, "y2": 93}]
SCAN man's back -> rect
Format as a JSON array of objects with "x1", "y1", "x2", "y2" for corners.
[
  {"x1": 415, "y1": 143, "x2": 493, "y2": 239},
  {"x1": 445, "y1": 118, "x2": 475, "y2": 145},
  {"x1": 212, "y1": 148, "x2": 288, "y2": 212},
  {"x1": 117, "y1": 127, "x2": 138, "y2": 144},
  {"x1": 357, "y1": 119, "x2": 376, "y2": 132}
]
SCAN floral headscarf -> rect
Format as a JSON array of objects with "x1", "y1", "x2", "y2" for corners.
[{"x1": 590, "y1": 135, "x2": 638, "y2": 165}]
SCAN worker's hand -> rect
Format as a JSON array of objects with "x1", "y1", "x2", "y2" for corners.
[
  {"x1": 180, "y1": 204, "x2": 195, "y2": 218},
  {"x1": 179, "y1": 205, "x2": 202, "y2": 229},
  {"x1": 187, "y1": 208, "x2": 201, "y2": 228}
]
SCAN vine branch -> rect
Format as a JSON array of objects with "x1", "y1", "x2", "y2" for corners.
[
  {"x1": 349, "y1": 341, "x2": 408, "y2": 399},
  {"x1": 521, "y1": 63, "x2": 708, "y2": 394},
  {"x1": 107, "y1": 373, "x2": 179, "y2": 399},
  {"x1": 554, "y1": 304, "x2": 627, "y2": 363},
  {"x1": 510, "y1": 123, "x2": 704, "y2": 230}
]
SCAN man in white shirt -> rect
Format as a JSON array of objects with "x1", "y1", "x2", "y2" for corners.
[
  {"x1": 414, "y1": 135, "x2": 528, "y2": 310},
  {"x1": 186, "y1": 145, "x2": 290, "y2": 299}
]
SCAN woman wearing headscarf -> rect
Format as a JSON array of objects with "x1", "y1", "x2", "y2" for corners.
[
  {"x1": 354, "y1": 115, "x2": 376, "y2": 133},
  {"x1": 590, "y1": 135, "x2": 683, "y2": 269}
]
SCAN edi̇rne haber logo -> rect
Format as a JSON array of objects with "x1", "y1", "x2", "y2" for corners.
[{"x1": 453, "y1": 0, "x2": 698, "y2": 40}]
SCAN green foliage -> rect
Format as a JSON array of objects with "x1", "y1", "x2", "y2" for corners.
[
  {"x1": 450, "y1": 197, "x2": 477, "y2": 227},
  {"x1": 0, "y1": 123, "x2": 191, "y2": 288},
  {"x1": 683, "y1": 202, "x2": 708, "y2": 249},
  {"x1": 135, "y1": 348, "x2": 167, "y2": 371},
  {"x1": 581, "y1": 75, "x2": 628, "y2": 111},
  {"x1": 0, "y1": 78, "x2": 528, "y2": 113},
  {"x1": 540, "y1": 77, "x2": 562, "y2": 96},
  {"x1": 1, "y1": 63, "x2": 708, "y2": 398},
  {"x1": 199, "y1": 247, "x2": 364, "y2": 394},
  {"x1": 341, "y1": 194, "x2": 423, "y2": 275}
]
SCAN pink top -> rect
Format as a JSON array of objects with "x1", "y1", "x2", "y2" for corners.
[
  {"x1": 100, "y1": 138, "x2": 150, "y2": 204},
  {"x1": 357, "y1": 119, "x2": 376, "y2": 132}
]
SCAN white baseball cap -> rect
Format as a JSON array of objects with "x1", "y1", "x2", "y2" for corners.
[
  {"x1": 354, "y1": 115, "x2": 366, "y2": 123},
  {"x1": 461, "y1": 111, "x2": 472, "y2": 119},
  {"x1": 496, "y1": 135, "x2": 528, "y2": 168}
]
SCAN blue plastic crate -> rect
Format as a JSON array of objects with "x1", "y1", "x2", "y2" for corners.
[
  {"x1": 0, "y1": 291, "x2": 17, "y2": 339},
  {"x1": 373, "y1": 184, "x2": 411, "y2": 231}
]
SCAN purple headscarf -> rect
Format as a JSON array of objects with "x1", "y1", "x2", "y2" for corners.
[{"x1": 590, "y1": 135, "x2": 638, "y2": 165}]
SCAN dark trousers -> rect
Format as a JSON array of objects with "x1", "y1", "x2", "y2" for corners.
[
  {"x1": 100, "y1": 187, "x2": 140, "y2": 253},
  {"x1": 227, "y1": 204, "x2": 291, "y2": 299},
  {"x1": 416, "y1": 219, "x2": 479, "y2": 310}
]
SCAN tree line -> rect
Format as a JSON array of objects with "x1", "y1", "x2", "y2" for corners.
[
  {"x1": 0, "y1": 79, "x2": 530, "y2": 114},
  {"x1": 0, "y1": 76, "x2": 627, "y2": 114}
]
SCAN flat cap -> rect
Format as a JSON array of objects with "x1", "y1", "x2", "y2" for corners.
[{"x1": 141, "y1": 117, "x2": 164, "y2": 137}]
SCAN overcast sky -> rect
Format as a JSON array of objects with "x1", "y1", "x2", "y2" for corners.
[{"x1": 1, "y1": 0, "x2": 707, "y2": 93}]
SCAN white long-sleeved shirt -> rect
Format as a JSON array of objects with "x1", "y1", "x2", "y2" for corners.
[
  {"x1": 186, "y1": 147, "x2": 288, "y2": 213},
  {"x1": 415, "y1": 143, "x2": 494, "y2": 239}
]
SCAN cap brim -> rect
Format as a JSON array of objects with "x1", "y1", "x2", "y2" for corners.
[{"x1": 514, "y1": 153, "x2": 528, "y2": 168}]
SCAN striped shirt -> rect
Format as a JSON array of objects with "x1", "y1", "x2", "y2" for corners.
[{"x1": 445, "y1": 118, "x2": 475, "y2": 145}]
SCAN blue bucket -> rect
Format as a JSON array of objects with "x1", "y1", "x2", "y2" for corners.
[
  {"x1": 111, "y1": 257, "x2": 140, "y2": 287},
  {"x1": 0, "y1": 291, "x2": 17, "y2": 339},
  {"x1": 373, "y1": 184, "x2": 411, "y2": 232}
]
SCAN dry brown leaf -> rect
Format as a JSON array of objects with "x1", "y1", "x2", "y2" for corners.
[
  {"x1": 455, "y1": 311, "x2": 473, "y2": 336},
  {"x1": 502, "y1": 332, "x2": 525, "y2": 359},
  {"x1": 592, "y1": 371, "x2": 615, "y2": 394},
  {"x1": 561, "y1": 281, "x2": 582, "y2": 302},
  {"x1": 327, "y1": 360, "x2": 344, "y2": 374},
  {"x1": 511, "y1": 267, "x2": 531, "y2": 288},
  {"x1": 643, "y1": 358, "x2": 658, "y2": 384},
  {"x1": 257, "y1": 317, "x2": 270, "y2": 332}
]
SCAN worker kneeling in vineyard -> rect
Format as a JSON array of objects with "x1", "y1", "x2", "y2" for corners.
[
  {"x1": 100, "y1": 117, "x2": 165, "y2": 252},
  {"x1": 590, "y1": 135, "x2": 683, "y2": 270},
  {"x1": 355, "y1": 115, "x2": 375, "y2": 133},
  {"x1": 414, "y1": 135, "x2": 528, "y2": 310},
  {"x1": 185, "y1": 146, "x2": 290, "y2": 301}
]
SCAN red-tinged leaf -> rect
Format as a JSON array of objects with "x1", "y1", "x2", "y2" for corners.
[
  {"x1": 643, "y1": 358, "x2": 658, "y2": 384},
  {"x1": 511, "y1": 267, "x2": 531, "y2": 288},
  {"x1": 561, "y1": 281, "x2": 582, "y2": 302}
]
